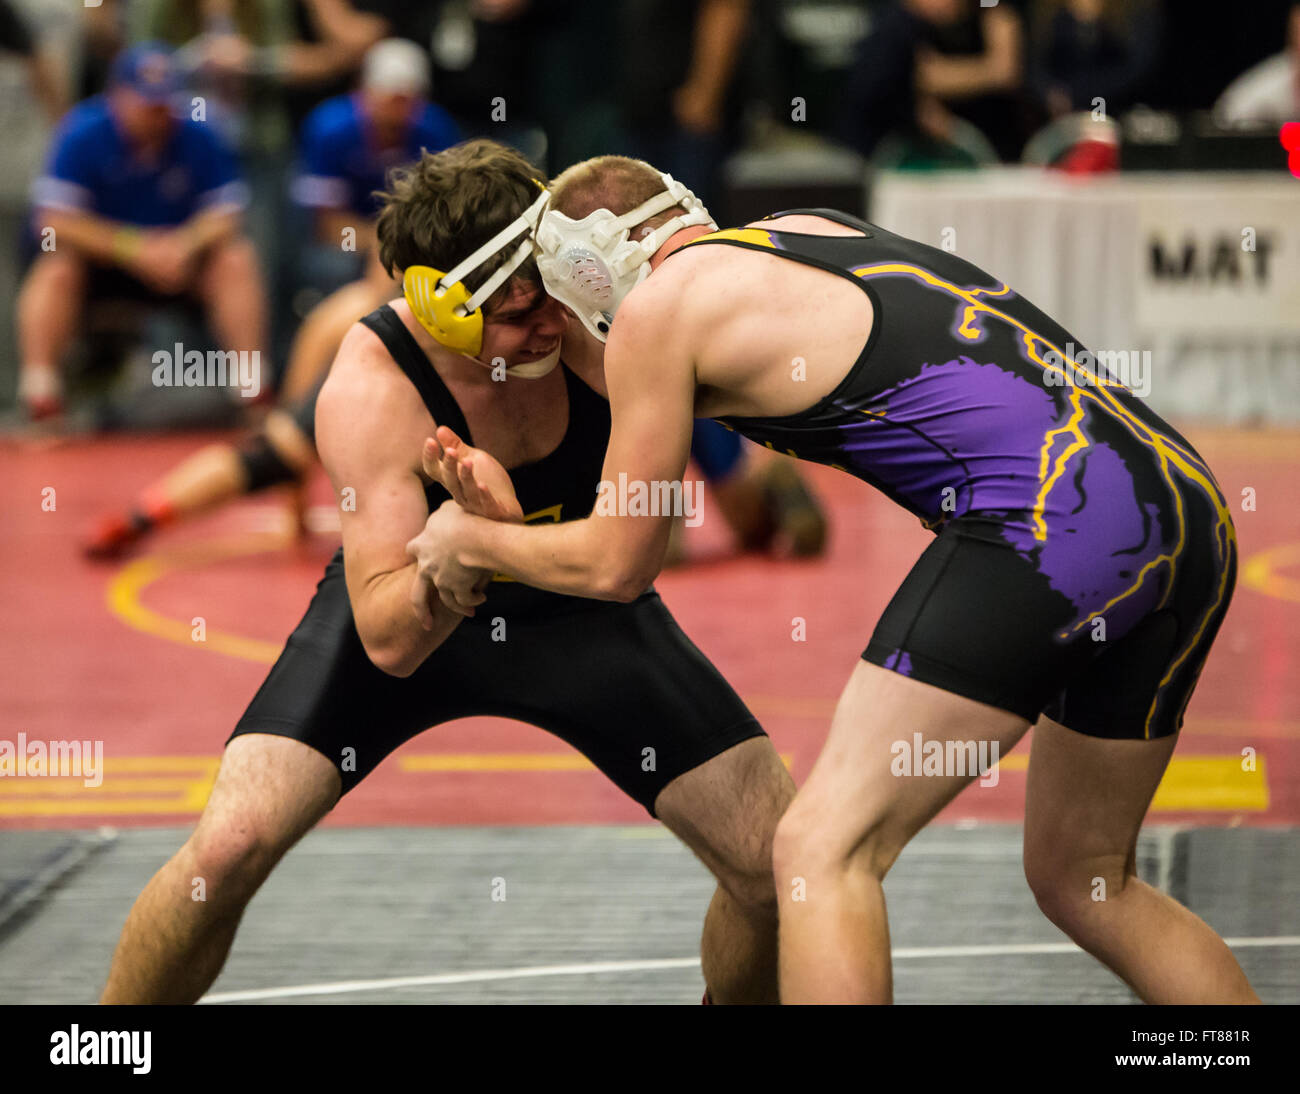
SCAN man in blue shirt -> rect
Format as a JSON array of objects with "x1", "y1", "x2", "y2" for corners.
[
  {"x1": 293, "y1": 38, "x2": 460, "y2": 271},
  {"x1": 16, "y1": 43, "x2": 268, "y2": 420}
]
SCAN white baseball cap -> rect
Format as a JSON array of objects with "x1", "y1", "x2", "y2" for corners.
[{"x1": 362, "y1": 38, "x2": 431, "y2": 95}]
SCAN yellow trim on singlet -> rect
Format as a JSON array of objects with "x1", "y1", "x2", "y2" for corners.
[{"x1": 688, "y1": 227, "x2": 778, "y2": 249}]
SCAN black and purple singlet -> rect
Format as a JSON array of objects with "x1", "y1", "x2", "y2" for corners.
[{"x1": 684, "y1": 211, "x2": 1236, "y2": 740}]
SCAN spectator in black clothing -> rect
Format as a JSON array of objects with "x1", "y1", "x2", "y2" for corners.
[
  {"x1": 837, "y1": 0, "x2": 1028, "y2": 162},
  {"x1": 915, "y1": 0, "x2": 1028, "y2": 161},
  {"x1": 613, "y1": 0, "x2": 751, "y2": 216},
  {"x1": 835, "y1": 0, "x2": 931, "y2": 159},
  {"x1": 1027, "y1": 0, "x2": 1162, "y2": 120}
]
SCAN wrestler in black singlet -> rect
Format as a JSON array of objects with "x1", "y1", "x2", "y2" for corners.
[
  {"x1": 229, "y1": 304, "x2": 763, "y2": 811},
  {"x1": 683, "y1": 211, "x2": 1237, "y2": 741}
]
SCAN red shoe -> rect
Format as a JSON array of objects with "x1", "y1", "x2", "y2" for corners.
[{"x1": 83, "y1": 512, "x2": 152, "y2": 560}]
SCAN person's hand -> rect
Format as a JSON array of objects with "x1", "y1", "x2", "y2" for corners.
[
  {"x1": 132, "y1": 230, "x2": 195, "y2": 294},
  {"x1": 202, "y1": 33, "x2": 253, "y2": 79},
  {"x1": 471, "y1": 0, "x2": 531, "y2": 22},
  {"x1": 422, "y1": 426, "x2": 524, "y2": 523},
  {"x1": 406, "y1": 500, "x2": 489, "y2": 623},
  {"x1": 673, "y1": 81, "x2": 723, "y2": 135},
  {"x1": 1047, "y1": 85, "x2": 1073, "y2": 119},
  {"x1": 916, "y1": 94, "x2": 957, "y2": 143}
]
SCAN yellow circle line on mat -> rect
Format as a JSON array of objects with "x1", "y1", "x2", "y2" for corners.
[
  {"x1": 1241, "y1": 541, "x2": 1300, "y2": 604},
  {"x1": 105, "y1": 535, "x2": 1298, "y2": 678},
  {"x1": 106, "y1": 533, "x2": 288, "y2": 664}
]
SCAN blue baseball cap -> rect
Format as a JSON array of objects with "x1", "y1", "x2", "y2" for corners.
[{"x1": 109, "y1": 43, "x2": 180, "y2": 103}]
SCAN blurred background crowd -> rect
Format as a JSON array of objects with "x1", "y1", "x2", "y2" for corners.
[{"x1": 0, "y1": 0, "x2": 1296, "y2": 429}]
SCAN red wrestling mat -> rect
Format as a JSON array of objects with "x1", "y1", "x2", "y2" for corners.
[{"x1": 1, "y1": 427, "x2": 1297, "y2": 829}]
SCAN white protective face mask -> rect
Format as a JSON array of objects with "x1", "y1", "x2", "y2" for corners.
[{"x1": 532, "y1": 174, "x2": 714, "y2": 342}]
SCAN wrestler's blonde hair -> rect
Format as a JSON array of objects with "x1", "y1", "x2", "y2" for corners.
[{"x1": 550, "y1": 156, "x2": 690, "y2": 237}]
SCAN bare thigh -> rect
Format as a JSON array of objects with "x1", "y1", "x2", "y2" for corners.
[{"x1": 783, "y1": 661, "x2": 1030, "y2": 875}]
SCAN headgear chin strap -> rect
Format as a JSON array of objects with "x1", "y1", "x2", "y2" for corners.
[
  {"x1": 502, "y1": 343, "x2": 561, "y2": 379},
  {"x1": 533, "y1": 174, "x2": 714, "y2": 342},
  {"x1": 402, "y1": 186, "x2": 551, "y2": 360}
]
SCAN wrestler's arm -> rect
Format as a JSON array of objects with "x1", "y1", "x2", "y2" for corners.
[
  {"x1": 444, "y1": 281, "x2": 696, "y2": 603},
  {"x1": 316, "y1": 322, "x2": 477, "y2": 675}
]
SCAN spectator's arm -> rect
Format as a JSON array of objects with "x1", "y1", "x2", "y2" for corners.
[
  {"x1": 25, "y1": 47, "x2": 67, "y2": 122},
  {"x1": 300, "y1": 0, "x2": 388, "y2": 60},
  {"x1": 36, "y1": 207, "x2": 144, "y2": 268},
  {"x1": 172, "y1": 121, "x2": 249, "y2": 265},
  {"x1": 178, "y1": 206, "x2": 242, "y2": 258},
  {"x1": 271, "y1": 39, "x2": 364, "y2": 86},
  {"x1": 675, "y1": 0, "x2": 750, "y2": 133},
  {"x1": 918, "y1": 6, "x2": 1023, "y2": 99}
]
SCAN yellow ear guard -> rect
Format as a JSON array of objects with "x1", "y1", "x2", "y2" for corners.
[
  {"x1": 403, "y1": 266, "x2": 483, "y2": 355},
  {"x1": 403, "y1": 187, "x2": 551, "y2": 358}
]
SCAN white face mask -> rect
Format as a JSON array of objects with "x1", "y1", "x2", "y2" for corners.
[{"x1": 533, "y1": 174, "x2": 714, "y2": 342}]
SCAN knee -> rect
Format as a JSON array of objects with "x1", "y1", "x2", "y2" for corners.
[
  {"x1": 20, "y1": 251, "x2": 84, "y2": 302},
  {"x1": 198, "y1": 236, "x2": 262, "y2": 292},
  {"x1": 200, "y1": 235, "x2": 258, "y2": 279},
  {"x1": 186, "y1": 813, "x2": 286, "y2": 904},
  {"x1": 1023, "y1": 847, "x2": 1128, "y2": 935},
  {"x1": 715, "y1": 858, "x2": 780, "y2": 920},
  {"x1": 772, "y1": 798, "x2": 904, "y2": 890}
]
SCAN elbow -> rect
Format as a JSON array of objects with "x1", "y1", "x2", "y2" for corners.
[
  {"x1": 365, "y1": 642, "x2": 416, "y2": 678},
  {"x1": 599, "y1": 561, "x2": 654, "y2": 604},
  {"x1": 358, "y1": 631, "x2": 422, "y2": 678},
  {"x1": 378, "y1": 654, "x2": 420, "y2": 679}
]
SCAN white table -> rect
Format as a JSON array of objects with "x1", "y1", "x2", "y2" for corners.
[{"x1": 870, "y1": 168, "x2": 1300, "y2": 424}]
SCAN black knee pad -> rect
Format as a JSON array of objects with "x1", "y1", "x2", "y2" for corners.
[
  {"x1": 287, "y1": 386, "x2": 319, "y2": 446},
  {"x1": 238, "y1": 432, "x2": 303, "y2": 493}
]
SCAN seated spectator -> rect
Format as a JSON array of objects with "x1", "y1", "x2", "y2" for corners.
[
  {"x1": 837, "y1": 0, "x2": 1025, "y2": 161},
  {"x1": 914, "y1": 0, "x2": 1028, "y2": 162},
  {"x1": 1027, "y1": 0, "x2": 1162, "y2": 121},
  {"x1": 291, "y1": 37, "x2": 459, "y2": 291},
  {"x1": 16, "y1": 43, "x2": 268, "y2": 421},
  {"x1": 1215, "y1": 2, "x2": 1300, "y2": 126}
]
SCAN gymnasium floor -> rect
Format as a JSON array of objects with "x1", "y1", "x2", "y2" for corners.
[{"x1": 1, "y1": 426, "x2": 1298, "y2": 1003}]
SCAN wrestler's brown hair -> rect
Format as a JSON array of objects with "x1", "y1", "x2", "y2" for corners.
[{"x1": 375, "y1": 139, "x2": 546, "y2": 309}]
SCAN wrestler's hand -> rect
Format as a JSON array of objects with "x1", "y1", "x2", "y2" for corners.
[
  {"x1": 422, "y1": 426, "x2": 524, "y2": 523},
  {"x1": 406, "y1": 500, "x2": 489, "y2": 623}
]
